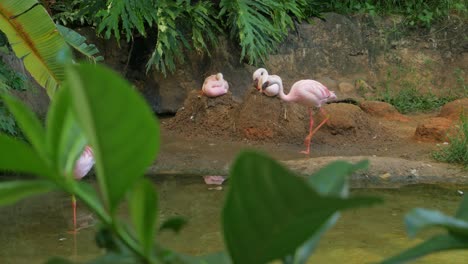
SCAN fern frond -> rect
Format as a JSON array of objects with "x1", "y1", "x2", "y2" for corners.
[{"x1": 97, "y1": 0, "x2": 158, "y2": 42}]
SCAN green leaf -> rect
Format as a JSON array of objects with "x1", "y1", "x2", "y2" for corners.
[
  {"x1": 1, "y1": 93, "x2": 46, "y2": 158},
  {"x1": 223, "y1": 151, "x2": 381, "y2": 264},
  {"x1": 74, "y1": 182, "x2": 110, "y2": 223},
  {"x1": 381, "y1": 234, "x2": 468, "y2": 264},
  {"x1": 0, "y1": 134, "x2": 51, "y2": 177},
  {"x1": 46, "y1": 85, "x2": 86, "y2": 178},
  {"x1": 307, "y1": 160, "x2": 368, "y2": 196},
  {"x1": 129, "y1": 178, "x2": 158, "y2": 257},
  {"x1": 405, "y1": 208, "x2": 468, "y2": 238},
  {"x1": 0, "y1": 0, "x2": 70, "y2": 97},
  {"x1": 177, "y1": 251, "x2": 232, "y2": 264},
  {"x1": 290, "y1": 160, "x2": 369, "y2": 264},
  {"x1": 56, "y1": 25, "x2": 104, "y2": 63},
  {"x1": 159, "y1": 216, "x2": 188, "y2": 234},
  {"x1": 0, "y1": 180, "x2": 55, "y2": 206},
  {"x1": 66, "y1": 63, "x2": 160, "y2": 213}
]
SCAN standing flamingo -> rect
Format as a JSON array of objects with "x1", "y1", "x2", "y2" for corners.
[
  {"x1": 252, "y1": 68, "x2": 280, "y2": 96},
  {"x1": 201, "y1": 73, "x2": 229, "y2": 97},
  {"x1": 71, "y1": 145, "x2": 95, "y2": 232},
  {"x1": 256, "y1": 73, "x2": 337, "y2": 155}
]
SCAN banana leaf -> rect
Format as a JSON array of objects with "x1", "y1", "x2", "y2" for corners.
[{"x1": 0, "y1": 0, "x2": 70, "y2": 98}]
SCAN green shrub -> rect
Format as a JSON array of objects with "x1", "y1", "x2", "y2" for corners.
[{"x1": 433, "y1": 114, "x2": 468, "y2": 168}]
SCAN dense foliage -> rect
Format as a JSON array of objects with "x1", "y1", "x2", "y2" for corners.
[{"x1": 42, "y1": 0, "x2": 467, "y2": 75}]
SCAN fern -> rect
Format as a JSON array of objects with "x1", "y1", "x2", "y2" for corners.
[
  {"x1": 56, "y1": 25, "x2": 104, "y2": 63},
  {"x1": 97, "y1": 0, "x2": 158, "y2": 42}
]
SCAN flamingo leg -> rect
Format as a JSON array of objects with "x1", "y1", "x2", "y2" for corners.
[
  {"x1": 69, "y1": 195, "x2": 78, "y2": 234},
  {"x1": 300, "y1": 108, "x2": 314, "y2": 155},
  {"x1": 301, "y1": 107, "x2": 330, "y2": 155}
]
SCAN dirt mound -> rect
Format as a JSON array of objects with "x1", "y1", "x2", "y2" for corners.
[
  {"x1": 315, "y1": 103, "x2": 392, "y2": 145},
  {"x1": 165, "y1": 90, "x2": 239, "y2": 138},
  {"x1": 166, "y1": 90, "x2": 394, "y2": 147},
  {"x1": 235, "y1": 89, "x2": 307, "y2": 143}
]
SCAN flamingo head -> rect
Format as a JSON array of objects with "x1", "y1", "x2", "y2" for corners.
[{"x1": 252, "y1": 68, "x2": 268, "y2": 92}]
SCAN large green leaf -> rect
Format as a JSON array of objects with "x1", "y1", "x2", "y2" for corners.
[
  {"x1": 381, "y1": 234, "x2": 468, "y2": 264},
  {"x1": 56, "y1": 25, "x2": 104, "y2": 63},
  {"x1": 405, "y1": 208, "x2": 468, "y2": 238},
  {"x1": 0, "y1": 180, "x2": 55, "y2": 206},
  {"x1": 1, "y1": 93, "x2": 46, "y2": 159},
  {"x1": 223, "y1": 151, "x2": 381, "y2": 264},
  {"x1": 129, "y1": 178, "x2": 158, "y2": 257},
  {"x1": 66, "y1": 63, "x2": 160, "y2": 213},
  {"x1": 45, "y1": 84, "x2": 86, "y2": 179},
  {"x1": 0, "y1": 134, "x2": 51, "y2": 177},
  {"x1": 289, "y1": 160, "x2": 369, "y2": 264},
  {"x1": 74, "y1": 181, "x2": 110, "y2": 223},
  {"x1": 0, "y1": 0, "x2": 69, "y2": 97}
]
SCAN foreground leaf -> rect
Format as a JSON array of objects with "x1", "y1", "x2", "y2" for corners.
[
  {"x1": 46, "y1": 85, "x2": 86, "y2": 178},
  {"x1": 66, "y1": 63, "x2": 160, "y2": 213},
  {"x1": 405, "y1": 208, "x2": 468, "y2": 238},
  {"x1": 0, "y1": 134, "x2": 51, "y2": 177},
  {"x1": 129, "y1": 178, "x2": 158, "y2": 257},
  {"x1": 0, "y1": 0, "x2": 69, "y2": 97},
  {"x1": 0, "y1": 180, "x2": 55, "y2": 206},
  {"x1": 1, "y1": 93, "x2": 46, "y2": 158},
  {"x1": 290, "y1": 160, "x2": 369, "y2": 264},
  {"x1": 223, "y1": 151, "x2": 381, "y2": 264},
  {"x1": 381, "y1": 234, "x2": 468, "y2": 264}
]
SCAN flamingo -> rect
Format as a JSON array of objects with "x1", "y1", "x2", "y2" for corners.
[
  {"x1": 252, "y1": 68, "x2": 280, "y2": 96},
  {"x1": 256, "y1": 72, "x2": 337, "y2": 155},
  {"x1": 71, "y1": 145, "x2": 95, "y2": 232},
  {"x1": 201, "y1": 73, "x2": 229, "y2": 97}
]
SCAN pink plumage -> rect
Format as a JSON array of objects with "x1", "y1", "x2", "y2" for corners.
[
  {"x1": 256, "y1": 70, "x2": 337, "y2": 155},
  {"x1": 201, "y1": 73, "x2": 229, "y2": 97},
  {"x1": 73, "y1": 146, "x2": 95, "y2": 180}
]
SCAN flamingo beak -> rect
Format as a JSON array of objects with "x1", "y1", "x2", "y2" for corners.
[
  {"x1": 253, "y1": 78, "x2": 260, "y2": 91},
  {"x1": 261, "y1": 81, "x2": 269, "y2": 93}
]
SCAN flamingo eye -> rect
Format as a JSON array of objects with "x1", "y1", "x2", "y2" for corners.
[{"x1": 260, "y1": 72, "x2": 263, "y2": 75}]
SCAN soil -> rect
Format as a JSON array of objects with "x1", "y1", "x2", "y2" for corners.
[{"x1": 154, "y1": 90, "x2": 468, "y2": 186}]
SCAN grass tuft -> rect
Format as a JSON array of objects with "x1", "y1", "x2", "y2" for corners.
[{"x1": 433, "y1": 114, "x2": 468, "y2": 168}]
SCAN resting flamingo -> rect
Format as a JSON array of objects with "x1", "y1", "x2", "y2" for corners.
[
  {"x1": 71, "y1": 145, "x2": 95, "y2": 232},
  {"x1": 252, "y1": 68, "x2": 279, "y2": 96},
  {"x1": 201, "y1": 73, "x2": 229, "y2": 97},
  {"x1": 256, "y1": 72, "x2": 337, "y2": 155}
]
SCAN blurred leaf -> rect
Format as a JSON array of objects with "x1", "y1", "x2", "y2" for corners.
[
  {"x1": 86, "y1": 252, "x2": 141, "y2": 264},
  {"x1": 1, "y1": 93, "x2": 46, "y2": 158},
  {"x1": 74, "y1": 182, "x2": 110, "y2": 223},
  {"x1": 307, "y1": 160, "x2": 368, "y2": 196},
  {"x1": 45, "y1": 85, "x2": 86, "y2": 179},
  {"x1": 223, "y1": 151, "x2": 381, "y2": 264},
  {"x1": 0, "y1": 180, "x2": 55, "y2": 206},
  {"x1": 405, "y1": 208, "x2": 468, "y2": 238},
  {"x1": 381, "y1": 234, "x2": 468, "y2": 264},
  {"x1": 66, "y1": 63, "x2": 160, "y2": 213},
  {"x1": 159, "y1": 216, "x2": 188, "y2": 234},
  {"x1": 290, "y1": 160, "x2": 369, "y2": 264},
  {"x1": 129, "y1": 178, "x2": 158, "y2": 257},
  {"x1": 56, "y1": 25, "x2": 104, "y2": 63},
  {"x1": 177, "y1": 251, "x2": 232, "y2": 264},
  {"x1": 0, "y1": 134, "x2": 52, "y2": 178}
]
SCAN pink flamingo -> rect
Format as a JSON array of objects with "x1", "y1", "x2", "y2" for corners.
[
  {"x1": 201, "y1": 73, "x2": 229, "y2": 97},
  {"x1": 256, "y1": 73, "x2": 337, "y2": 155},
  {"x1": 252, "y1": 68, "x2": 280, "y2": 96},
  {"x1": 71, "y1": 145, "x2": 95, "y2": 232}
]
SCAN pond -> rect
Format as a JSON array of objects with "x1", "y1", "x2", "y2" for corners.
[{"x1": 0, "y1": 176, "x2": 467, "y2": 264}]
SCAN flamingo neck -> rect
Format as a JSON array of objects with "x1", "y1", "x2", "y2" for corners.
[{"x1": 276, "y1": 79, "x2": 293, "y2": 102}]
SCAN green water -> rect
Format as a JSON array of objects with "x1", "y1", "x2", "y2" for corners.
[{"x1": 1, "y1": 176, "x2": 468, "y2": 264}]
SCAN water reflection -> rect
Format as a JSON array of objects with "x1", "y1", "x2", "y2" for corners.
[{"x1": 0, "y1": 176, "x2": 467, "y2": 264}]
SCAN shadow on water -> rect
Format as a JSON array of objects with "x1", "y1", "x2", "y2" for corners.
[{"x1": 1, "y1": 176, "x2": 468, "y2": 264}]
